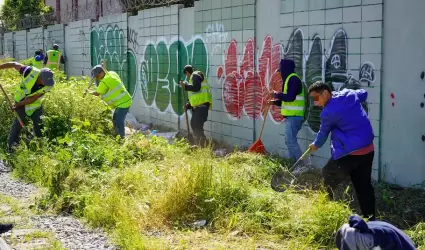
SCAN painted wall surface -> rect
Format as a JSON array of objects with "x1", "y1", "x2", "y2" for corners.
[
  {"x1": 14, "y1": 31, "x2": 27, "y2": 61},
  {"x1": 65, "y1": 19, "x2": 92, "y2": 76},
  {"x1": 3, "y1": 33, "x2": 14, "y2": 58},
  {"x1": 27, "y1": 28, "x2": 44, "y2": 58},
  {"x1": 381, "y1": 0, "x2": 425, "y2": 186},
  {"x1": 3, "y1": 0, "x2": 425, "y2": 187}
]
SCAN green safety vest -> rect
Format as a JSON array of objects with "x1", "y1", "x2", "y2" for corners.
[
  {"x1": 281, "y1": 73, "x2": 305, "y2": 117},
  {"x1": 46, "y1": 49, "x2": 61, "y2": 70},
  {"x1": 15, "y1": 68, "x2": 53, "y2": 116},
  {"x1": 100, "y1": 71, "x2": 132, "y2": 109},
  {"x1": 188, "y1": 71, "x2": 212, "y2": 108},
  {"x1": 32, "y1": 58, "x2": 43, "y2": 69}
]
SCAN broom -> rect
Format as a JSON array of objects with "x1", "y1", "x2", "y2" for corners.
[{"x1": 248, "y1": 103, "x2": 270, "y2": 154}]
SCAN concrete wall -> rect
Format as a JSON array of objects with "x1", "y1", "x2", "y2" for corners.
[
  {"x1": 381, "y1": 0, "x2": 425, "y2": 186},
  {"x1": 65, "y1": 19, "x2": 92, "y2": 76},
  {"x1": 2, "y1": 0, "x2": 425, "y2": 187}
]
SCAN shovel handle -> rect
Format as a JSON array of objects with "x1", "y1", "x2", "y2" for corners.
[
  {"x1": 289, "y1": 147, "x2": 312, "y2": 172},
  {"x1": 0, "y1": 84, "x2": 25, "y2": 127}
]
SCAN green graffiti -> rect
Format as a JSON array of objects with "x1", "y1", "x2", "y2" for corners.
[
  {"x1": 140, "y1": 37, "x2": 208, "y2": 116},
  {"x1": 90, "y1": 25, "x2": 136, "y2": 96}
]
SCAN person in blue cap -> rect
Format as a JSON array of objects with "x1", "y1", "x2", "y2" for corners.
[
  {"x1": 86, "y1": 65, "x2": 132, "y2": 139},
  {"x1": 0, "y1": 62, "x2": 55, "y2": 151},
  {"x1": 336, "y1": 215, "x2": 417, "y2": 250}
]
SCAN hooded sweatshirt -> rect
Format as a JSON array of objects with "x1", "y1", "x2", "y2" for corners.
[
  {"x1": 273, "y1": 59, "x2": 303, "y2": 105},
  {"x1": 336, "y1": 215, "x2": 416, "y2": 250}
]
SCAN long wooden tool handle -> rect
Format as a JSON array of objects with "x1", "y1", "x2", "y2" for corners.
[
  {"x1": 258, "y1": 103, "x2": 270, "y2": 140},
  {"x1": 84, "y1": 59, "x2": 107, "y2": 97},
  {"x1": 0, "y1": 84, "x2": 25, "y2": 127},
  {"x1": 183, "y1": 90, "x2": 191, "y2": 134},
  {"x1": 288, "y1": 147, "x2": 312, "y2": 172}
]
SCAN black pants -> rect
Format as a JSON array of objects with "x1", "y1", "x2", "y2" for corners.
[
  {"x1": 322, "y1": 151, "x2": 376, "y2": 220},
  {"x1": 190, "y1": 104, "x2": 209, "y2": 146},
  {"x1": 8, "y1": 106, "x2": 43, "y2": 148}
]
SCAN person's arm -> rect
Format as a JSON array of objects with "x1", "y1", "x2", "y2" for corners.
[
  {"x1": 43, "y1": 55, "x2": 48, "y2": 65},
  {"x1": 0, "y1": 62, "x2": 24, "y2": 72},
  {"x1": 88, "y1": 80, "x2": 107, "y2": 97},
  {"x1": 354, "y1": 89, "x2": 368, "y2": 103},
  {"x1": 313, "y1": 111, "x2": 333, "y2": 148},
  {"x1": 60, "y1": 55, "x2": 65, "y2": 64},
  {"x1": 274, "y1": 76, "x2": 301, "y2": 102},
  {"x1": 184, "y1": 74, "x2": 202, "y2": 92},
  {"x1": 14, "y1": 94, "x2": 43, "y2": 109}
]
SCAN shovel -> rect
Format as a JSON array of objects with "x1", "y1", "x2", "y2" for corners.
[
  {"x1": 0, "y1": 84, "x2": 25, "y2": 128},
  {"x1": 182, "y1": 88, "x2": 194, "y2": 144},
  {"x1": 248, "y1": 103, "x2": 270, "y2": 154},
  {"x1": 84, "y1": 59, "x2": 107, "y2": 97},
  {"x1": 271, "y1": 147, "x2": 312, "y2": 192}
]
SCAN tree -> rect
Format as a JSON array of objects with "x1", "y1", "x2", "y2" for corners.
[
  {"x1": 0, "y1": 0, "x2": 54, "y2": 31},
  {"x1": 117, "y1": 0, "x2": 196, "y2": 15}
]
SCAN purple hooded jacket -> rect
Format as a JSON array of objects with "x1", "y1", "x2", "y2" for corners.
[
  {"x1": 336, "y1": 215, "x2": 416, "y2": 250},
  {"x1": 313, "y1": 88, "x2": 374, "y2": 160}
]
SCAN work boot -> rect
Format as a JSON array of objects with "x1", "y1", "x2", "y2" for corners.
[{"x1": 0, "y1": 223, "x2": 13, "y2": 234}]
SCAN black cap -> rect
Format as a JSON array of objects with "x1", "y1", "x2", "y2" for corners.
[
  {"x1": 183, "y1": 65, "x2": 193, "y2": 74},
  {"x1": 53, "y1": 44, "x2": 59, "y2": 50}
]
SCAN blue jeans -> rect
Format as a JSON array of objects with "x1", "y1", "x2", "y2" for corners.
[
  {"x1": 112, "y1": 107, "x2": 129, "y2": 138},
  {"x1": 285, "y1": 116, "x2": 304, "y2": 161}
]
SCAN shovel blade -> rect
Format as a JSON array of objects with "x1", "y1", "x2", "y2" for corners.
[
  {"x1": 271, "y1": 170, "x2": 297, "y2": 192},
  {"x1": 248, "y1": 139, "x2": 266, "y2": 154}
]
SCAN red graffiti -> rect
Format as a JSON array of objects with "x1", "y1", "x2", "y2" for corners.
[
  {"x1": 217, "y1": 36, "x2": 284, "y2": 122},
  {"x1": 391, "y1": 93, "x2": 395, "y2": 107}
]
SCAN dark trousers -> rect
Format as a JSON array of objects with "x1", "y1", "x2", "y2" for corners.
[
  {"x1": 8, "y1": 106, "x2": 43, "y2": 148},
  {"x1": 190, "y1": 104, "x2": 209, "y2": 146},
  {"x1": 322, "y1": 151, "x2": 376, "y2": 220},
  {"x1": 112, "y1": 107, "x2": 129, "y2": 138}
]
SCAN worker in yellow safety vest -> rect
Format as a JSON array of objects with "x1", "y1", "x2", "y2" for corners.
[
  {"x1": 179, "y1": 65, "x2": 212, "y2": 147},
  {"x1": 269, "y1": 59, "x2": 305, "y2": 163},
  {"x1": 0, "y1": 62, "x2": 55, "y2": 152},
  {"x1": 86, "y1": 65, "x2": 133, "y2": 139},
  {"x1": 31, "y1": 49, "x2": 44, "y2": 68},
  {"x1": 43, "y1": 44, "x2": 65, "y2": 70}
]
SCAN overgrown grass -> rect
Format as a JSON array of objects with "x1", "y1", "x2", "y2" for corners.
[{"x1": 0, "y1": 58, "x2": 423, "y2": 249}]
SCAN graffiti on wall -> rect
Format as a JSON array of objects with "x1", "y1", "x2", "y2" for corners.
[
  {"x1": 28, "y1": 32, "x2": 44, "y2": 52},
  {"x1": 90, "y1": 24, "x2": 137, "y2": 96},
  {"x1": 78, "y1": 29, "x2": 89, "y2": 58},
  {"x1": 217, "y1": 28, "x2": 376, "y2": 133},
  {"x1": 140, "y1": 37, "x2": 208, "y2": 116}
]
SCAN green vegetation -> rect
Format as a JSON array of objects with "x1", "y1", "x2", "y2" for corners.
[{"x1": 0, "y1": 59, "x2": 423, "y2": 249}]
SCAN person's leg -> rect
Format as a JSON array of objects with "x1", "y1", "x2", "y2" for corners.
[
  {"x1": 193, "y1": 105, "x2": 208, "y2": 147},
  {"x1": 112, "y1": 109, "x2": 118, "y2": 136},
  {"x1": 30, "y1": 107, "x2": 43, "y2": 137},
  {"x1": 7, "y1": 106, "x2": 27, "y2": 149},
  {"x1": 114, "y1": 108, "x2": 129, "y2": 138},
  {"x1": 322, "y1": 158, "x2": 348, "y2": 200},
  {"x1": 284, "y1": 117, "x2": 303, "y2": 161},
  {"x1": 347, "y1": 152, "x2": 376, "y2": 220}
]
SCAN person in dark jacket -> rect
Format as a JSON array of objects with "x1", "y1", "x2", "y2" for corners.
[
  {"x1": 270, "y1": 59, "x2": 305, "y2": 162},
  {"x1": 336, "y1": 215, "x2": 416, "y2": 250},
  {"x1": 308, "y1": 81, "x2": 376, "y2": 221},
  {"x1": 179, "y1": 65, "x2": 212, "y2": 147}
]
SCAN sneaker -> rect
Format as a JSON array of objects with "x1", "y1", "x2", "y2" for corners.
[{"x1": 0, "y1": 223, "x2": 13, "y2": 234}]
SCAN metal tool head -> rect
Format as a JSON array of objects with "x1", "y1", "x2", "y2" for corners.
[{"x1": 270, "y1": 148, "x2": 312, "y2": 192}]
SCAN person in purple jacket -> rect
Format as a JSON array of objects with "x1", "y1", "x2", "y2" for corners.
[
  {"x1": 270, "y1": 59, "x2": 305, "y2": 162},
  {"x1": 336, "y1": 215, "x2": 416, "y2": 250},
  {"x1": 307, "y1": 81, "x2": 376, "y2": 221}
]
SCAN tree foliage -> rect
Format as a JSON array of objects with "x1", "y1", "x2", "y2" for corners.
[{"x1": 0, "y1": 0, "x2": 53, "y2": 31}]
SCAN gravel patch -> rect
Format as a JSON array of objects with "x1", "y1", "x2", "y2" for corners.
[
  {"x1": 0, "y1": 162, "x2": 117, "y2": 250},
  {"x1": 31, "y1": 215, "x2": 116, "y2": 250}
]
